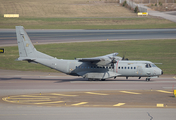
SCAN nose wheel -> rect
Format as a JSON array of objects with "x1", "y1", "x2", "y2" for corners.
[{"x1": 146, "y1": 78, "x2": 150, "y2": 81}]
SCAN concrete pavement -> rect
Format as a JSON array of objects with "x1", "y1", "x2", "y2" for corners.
[
  {"x1": 148, "y1": 9, "x2": 176, "y2": 23},
  {"x1": 139, "y1": 4, "x2": 176, "y2": 23}
]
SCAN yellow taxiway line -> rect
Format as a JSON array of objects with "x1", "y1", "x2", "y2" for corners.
[
  {"x1": 120, "y1": 91, "x2": 141, "y2": 94},
  {"x1": 113, "y1": 103, "x2": 126, "y2": 107},
  {"x1": 34, "y1": 101, "x2": 64, "y2": 105},
  {"x1": 156, "y1": 90, "x2": 172, "y2": 94},
  {"x1": 72, "y1": 102, "x2": 88, "y2": 106},
  {"x1": 51, "y1": 93, "x2": 78, "y2": 97},
  {"x1": 5, "y1": 98, "x2": 50, "y2": 100},
  {"x1": 85, "y1": 92, "x2": 108, "y2": 95}
]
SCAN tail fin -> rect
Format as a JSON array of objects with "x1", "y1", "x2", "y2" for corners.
[{"x1": 16, "y1": 26, "x2": 54, "y2": 61}]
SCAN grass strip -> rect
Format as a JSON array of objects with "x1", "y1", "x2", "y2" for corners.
[
  {"x1": 0, "y1": 17, "x2": 176, "y2": 29},
  {"x1": 0, "y1": 39, "x2": 176, "y2": 74}
]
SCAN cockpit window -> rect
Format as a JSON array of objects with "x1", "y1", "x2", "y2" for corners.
[
  {"x1": 151, "y1": 63, "x2": 157, "y2": 67},
  {"x1": 145, "y1": 63, "x2": 151, "y2": 68},
  {"x1": 149, "y1": 64, "x2": 151, "y2": 67},
  {"x1": 145, "y1": 63, "x2": 157, "y2": 68}
]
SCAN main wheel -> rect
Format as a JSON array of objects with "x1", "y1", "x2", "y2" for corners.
[
  {"x1": 88, "y1": 78, "x2": 93, "y2": 81},
  {"x1": 146, "y1": 78, "x2": 150, "y2": 81},
  {"x1": 101, "y1": 79, "x2": 105, "y2": 81}
]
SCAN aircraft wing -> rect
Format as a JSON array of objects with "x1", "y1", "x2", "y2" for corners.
[
  {"x1": 77, "y1": 58, "x2": 101, "y2": 62},
  {"x1": 77, "y1": 53, "x2": 122, "y2": 67}
]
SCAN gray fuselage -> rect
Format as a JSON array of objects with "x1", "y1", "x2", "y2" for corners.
[{"x1": 36, "y1": 58, "x2": 162, "y2": 79}]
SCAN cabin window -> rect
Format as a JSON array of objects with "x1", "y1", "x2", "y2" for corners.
[
  {"x1": 134, "y1": 67, "x2": 136, "y2": 69},
  {"x1": 125, "y1": 67, "x2": 126, "y2": 69},
  {"x1": 122, "y1": 67, "x2": 123, "y2": 69},
  {"x1": 131, "y1": 67, "x2": 133, "y2": 69},
  {"x1": 109, "y1": 67, "x2": 111, "y2": 69},
  {"x1": 118, "y1": 67, "x2": 120, "y2": 69},
  {"x1": 128, "y1": 67, "x2": 130, "y2": 69}
]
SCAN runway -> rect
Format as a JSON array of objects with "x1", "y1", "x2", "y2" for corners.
[
  {"x1": 0, "y1": 29, "x2": 176, "y2": 46},
  {"x1": 0, "y1": 69, "x2": 176, "y2": 120}
]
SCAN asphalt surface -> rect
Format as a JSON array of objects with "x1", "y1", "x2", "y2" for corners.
[
  {"x1": 139, "y1": 4, "x2": 176, "y2": 23},
  {"x1": 0, "y1": 69, "x2": 176, "y2": 120},
  {"x1": 164, "y1": 11, "x2": 176, "y2": 16},
  {"x1": 0, "y1": 29, "x2": 176, "y2": 46},
  {"x1": 148, "y1": 10, "x2": 176, "y2": 23},
  {"x1": 1, "y1": 28, "x2": 176, "y2": 120}
]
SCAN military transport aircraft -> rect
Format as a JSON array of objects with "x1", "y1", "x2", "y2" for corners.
[{"x1": 16, "y1": 26, "x2": 163, "y2": 81}]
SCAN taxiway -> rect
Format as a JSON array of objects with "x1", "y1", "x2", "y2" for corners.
[
  {"x1": 0, "y1": 29, "x2": 176, "y2": 46},
  {"x1": 0, "y1": 69, "x2": 176, "y2": 120}
]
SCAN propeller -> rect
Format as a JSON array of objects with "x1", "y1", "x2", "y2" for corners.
[{"x1": 109, "y1": 53, "x2": 117, "y2": 68}]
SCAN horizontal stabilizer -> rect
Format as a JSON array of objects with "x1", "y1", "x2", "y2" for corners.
[{"x1": 16, "y1": 57, "x2": 36, "y2": 61}]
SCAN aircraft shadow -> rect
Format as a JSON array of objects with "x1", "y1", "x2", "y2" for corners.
[{"x1": 0, "y1": 77, "x2": 148, "y2": 83}]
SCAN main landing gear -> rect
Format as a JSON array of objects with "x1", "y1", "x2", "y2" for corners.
[
  {"x1": 146, "y1": 78, "x2": 151, "y2": 81},
  {"x1": 88, "y1": 78, "x2": 106, "y2": 81}
]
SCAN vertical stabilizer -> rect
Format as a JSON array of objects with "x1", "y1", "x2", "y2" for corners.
[
  {"x1": 16, "y1": 26, "x2": 36, "y2": 58},
  {"x1": 16, "y1": 26, "x2": 54, "y2": 60}
]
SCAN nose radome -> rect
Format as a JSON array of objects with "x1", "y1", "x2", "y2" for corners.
[{"x1": 161, "y1": 71, "x2": 163, "y2": 75}]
